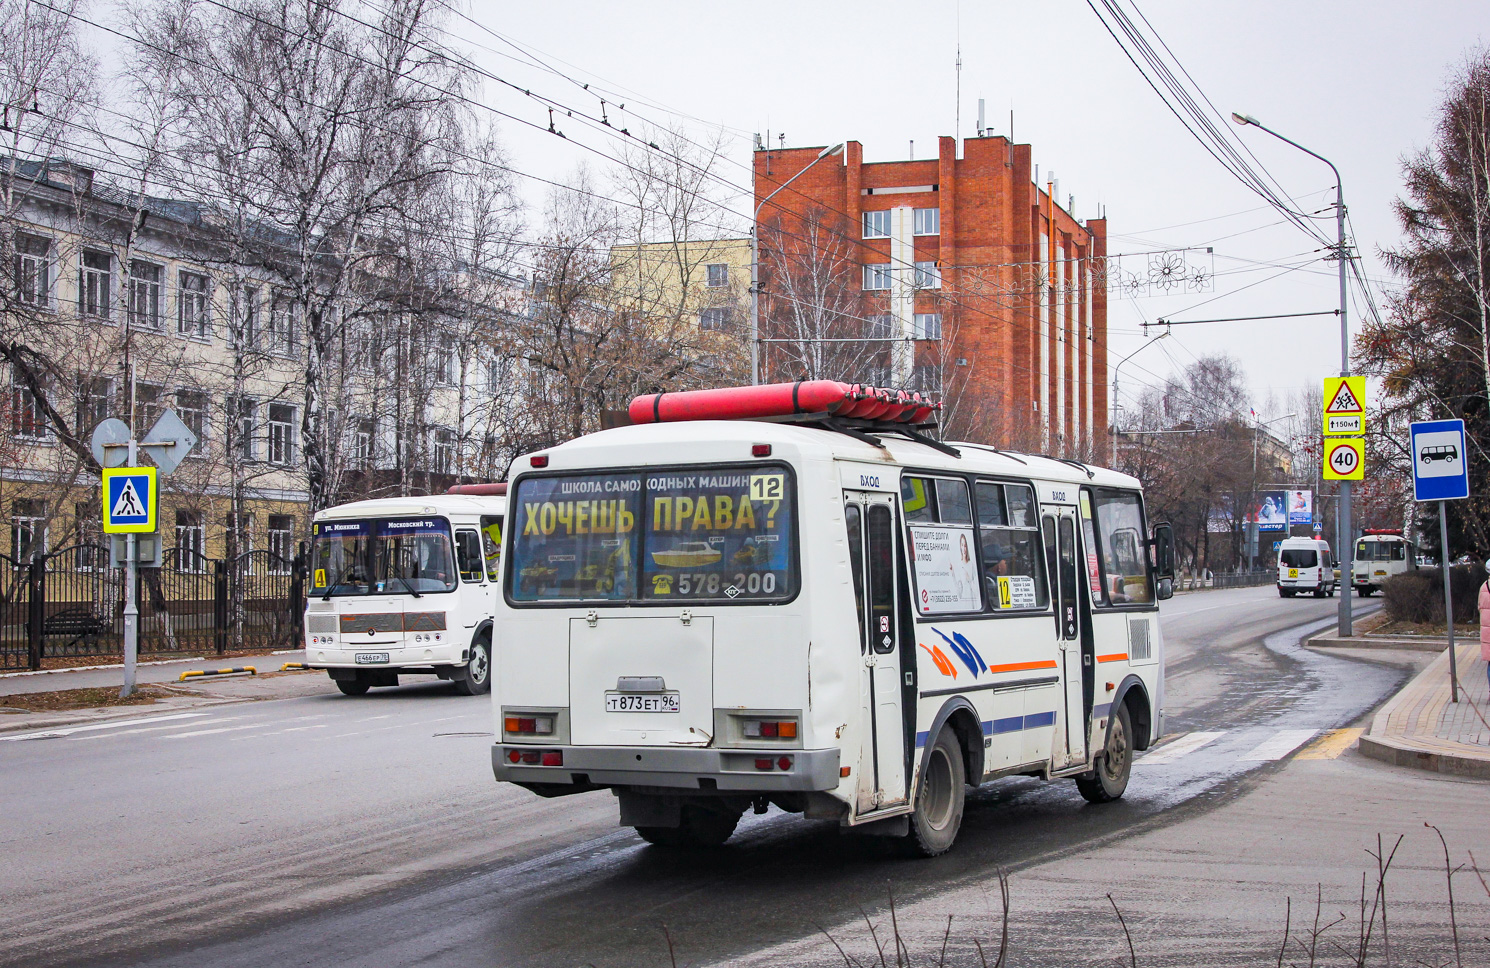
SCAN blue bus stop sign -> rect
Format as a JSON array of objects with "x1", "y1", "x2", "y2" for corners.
[{"x1": 1410, "y1": 419, "x2": 1469, "y2": 502}]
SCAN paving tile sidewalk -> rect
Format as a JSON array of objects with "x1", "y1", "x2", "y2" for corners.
[{"x1": 1358, "y1": 641, "x2": 1490, "y2": 779}]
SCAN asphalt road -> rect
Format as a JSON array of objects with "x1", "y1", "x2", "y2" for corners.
[{"x1": 4, "y1": 587, "x2": 1481, "y2": 968}]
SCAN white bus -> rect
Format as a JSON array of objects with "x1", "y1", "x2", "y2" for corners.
[
  {"x1": 490, "y1": 385, "x2": 1173, "y2": 854},
  {"x1": 304, "y1": 488, "x2": 505, "y2": 695},
  {"x1": 1352, "y1": 529, "x2": 1417, "y2": 597}
]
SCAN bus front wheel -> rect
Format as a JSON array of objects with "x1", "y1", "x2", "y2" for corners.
[
  {"x1": 335, "y1": 678, "x2": 370, "y2": 696},
  {"x1": 906, "y1": 726, "x2": 966, "y2": 857},
  {"x1": 1076, "y1": 703, "x2": 1132, "y2": 803},
  {"x1": 453, "y1": 638, "x2": 491, "y2": 696}
]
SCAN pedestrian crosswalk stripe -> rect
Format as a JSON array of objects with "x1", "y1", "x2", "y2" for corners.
[
  {"x1": 0, "y1": 712, "x2": 209, "y2": 741},
  {"x1": 1136, "y1": 730, "x2": 1225, "y2": 765},
  {"x1": 1293, "y1": 727, "x2": 1363, "y2": 760},
  {"x1": 1240, "y1": 729, "x2": 1318, "y2": 761}
]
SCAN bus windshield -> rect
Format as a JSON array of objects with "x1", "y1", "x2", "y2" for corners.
[
  {"x1": 508, "y1": 465, "x2": 798, "y2": 604},
  {"x1": 309, "y1": 517, "x2": 457, "y2": 596}
]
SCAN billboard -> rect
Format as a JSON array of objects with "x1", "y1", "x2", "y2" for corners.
[
  {"x1": 1248, "y1": 491, "x2": 1288, "y2": 532},
  {"x1": 1287, "y1": 489, "x2": 1313, "y2": 527}
]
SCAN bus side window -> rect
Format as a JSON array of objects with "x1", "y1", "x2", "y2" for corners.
[
  {"x1": 1043, "y1": 516, "x2": 1059, "y2": 634},
  {"x1": 1391, "y1": 543, "x2": 1405, "y2": 561},
  {"x1": 455, "y1": 530, "x2": 485, "y2": 583},
  {"x1": 845, "y1": 503, "x2": 866, "y2": 651},
  {"x1": 901, "y1": 476, "x2": 936, "y2": 524},
  {"x1": 867, "y1": 505, "x2": 896, "y2": 654}
]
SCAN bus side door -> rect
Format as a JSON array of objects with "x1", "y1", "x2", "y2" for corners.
[
  {"x1": 1044, "y1": 509, "x2": 1087, "y2": 769},
  {"x1": 844, "y1": 491, "x2": 908, "y2": 809}
]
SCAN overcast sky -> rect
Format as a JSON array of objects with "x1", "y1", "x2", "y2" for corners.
[{"x1": 452, "y1": 0, "x2": 1485, "y2": 423}]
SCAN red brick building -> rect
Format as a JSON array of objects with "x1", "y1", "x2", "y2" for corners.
[{"x1": 753, "y1": 135, "x2": 1107, "y2": 454}]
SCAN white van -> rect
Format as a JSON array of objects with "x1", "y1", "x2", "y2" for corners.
[
  {"x1": 304, "y1": 488, "x2": 505, "y2": 695},
  {"x1": 1277, "y1": 536, "x2": 1335, "y2": 598}
]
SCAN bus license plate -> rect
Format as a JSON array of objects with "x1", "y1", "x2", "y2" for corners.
[
  {"x1": 355, "y1": 653, "x2": 389, "y2": 664},
  {"x1": 606, "y1": 693, "x2": 680, "y2": 713}
]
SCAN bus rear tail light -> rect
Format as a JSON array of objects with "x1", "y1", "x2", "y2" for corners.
[
  {"x1": 505, "y1": 748, "x2": 564, "y2": 767},
  {"x1": 505, "y1": 716, "x2": 554, "y2": 736},
  {"x1": 520, "y1": 751, "x2": 540, "y2": 765},
  {"x1": 541, "y1": 751, "x2": 564, "y2": 767},
  {"x1": 755, "y1": 758, "x2": 773, "y2": 771},
  {"x1": 742, "y1": 719, "x2": 797, "y2": 739},
  {"x1": 777, "y1": 756, "x2": 793, "y2": 771}
]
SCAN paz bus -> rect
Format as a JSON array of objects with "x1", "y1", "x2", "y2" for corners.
[
  {"x1": 490, "y1": 382, "x2": 1174, "y2": 854},
  {"x1": 1352, "y1": 529, "x2": 1417, "y2": 597},
  {"x1": 304, "y1": 485, "x2": 505, "y2": 695}
]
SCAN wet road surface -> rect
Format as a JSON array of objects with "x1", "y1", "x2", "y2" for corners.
[{"x1": 2, "y1": 587, "x2": 1410, "y2": 968}]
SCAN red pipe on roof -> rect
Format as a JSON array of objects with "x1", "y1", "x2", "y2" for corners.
[
  {"x1": 627, "y1": 380, "x2": 939, "y2": 426},
  {"x1": 446, "y1": 483, "x2": 508, "y2": 496}
]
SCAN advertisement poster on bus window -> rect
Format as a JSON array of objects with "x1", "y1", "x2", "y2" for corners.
[
  {"x1": 1287, "y1": 489, "x2": 1313, "y2": 527},
  {"x1": 1249, "y1": 491, "x2": 1288, "y2": 532},
  {"x1": 908, "y1": 526, "x2": 981, "y2": 614}
]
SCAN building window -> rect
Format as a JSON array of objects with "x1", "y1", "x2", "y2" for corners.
[
  {"x1": 863, "y1": 263, "x2": 892, "y2": 290},
  {"x1": 76, "y1": 375, "x2": 112, "y2": 435},
  {"x1": 11, "y1": 371, "x2": 48, "y2": 439},
  {"x1": 15, "y1": 234, "x2": 52, "y2": 309},
  {"x1": 224, "y1": 512, "x2": 254, "y2": 560},
  {"x1": 237, "y1": 287, "x2": 259, "y2": 347},
  {"x1": 436, "y1": 332, "x2": 456, "y2": 385},
  {"x1": 431, "y1": 427, "x2": 456, "y2": 476},
  {"x1": 234, "y1": 397, "x2": 256, "y2": 461},
  {"x1": 176, "y1": 389, "x2": 208, "y2": 449},
  {"x1": 913, "y1": 313, "x2": 943, "y2": 341},
  {"x1": 913, "y1": 208, "x2": 940, "y2": 236},
  {"x1": 862, "y1": 210, "x2": 891, "y2": 239},
  {"x1": 128, "y1": 260, "x2": 164, "y2": 329},
  {"x1": 178, "y1": 271, "x2": 210, "y2": 338},
  {"x1": 911, "y1": 364, "x2": 943, "y2": 395},
  {"x1": 268, "y1": 295, "x2": 296, "y2": 356},
  {"x1": 267, "y1": 404, "x2": 295, "y2": 465},
  {"x1": 136, "y1": 383, "x2": 164, "y2": 433},
  {"x1": 12, "y1": 499, "x2": 47, "y2": 562},
  {"x1": 866, "y1": 314, "x2": 895, "y2": 339},
  {"x1": 78, "y1": 250, "x2": 111, "y2": 319},
  {"x1": 705, "y1": 263, "x2": 728, "y2": 288},
  {"x1": 699, "y1": 307, "x2": 729, "y2": 331},
  {"x1": 174, "y1": 510, "x2": 205, "y2": 572},
  {"x1": 353, "y1": 418, "x2": 376, "y2": 468},
  {"x1": 914, "y1": 261, "x2": 941, "y2": 289},
  {"x1": 267, "y1": 515, "x2": 294, "y2": 573},
  {"x1": 74, "y1": 503, "x2": 102, "y2": 571}
]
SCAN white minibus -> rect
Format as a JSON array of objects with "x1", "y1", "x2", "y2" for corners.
[
  {"x1": 304, "y1": 487, "x2": 505, "y2": 695},
  {"x1": 1276, "y1": 537, "x2": 1335, "y2": 598},
  {"x1": 490, "y1": 382, "x2": 1173, "y2": 855},
  {"x1": 1352, "y1": 529, "x2": 1417, "y2": 596}
]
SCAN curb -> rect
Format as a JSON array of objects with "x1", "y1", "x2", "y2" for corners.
[
  {"x1": 1357, "y1": 732, "x2": 1490, "y2": 780},
  {"x1": 1309, "y1": 633, "x2": 1447, "y2": 652}
]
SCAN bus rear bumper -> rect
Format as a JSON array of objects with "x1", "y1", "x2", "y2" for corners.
[{"x1": 491, "y1": 744, "x2": 841, "y2": 793}]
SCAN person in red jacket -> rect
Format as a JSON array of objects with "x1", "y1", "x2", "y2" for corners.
[{"x1": 1478, "y1": 561, "x2": 1490, "y2": 691}]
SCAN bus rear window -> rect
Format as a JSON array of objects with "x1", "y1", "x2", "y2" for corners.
[
  {"x1": 508, "y1": 474, "x2": 642, "y2": 602},
  {"x1": 507, "y1": 465, "x2": 797, "y2": 604}
]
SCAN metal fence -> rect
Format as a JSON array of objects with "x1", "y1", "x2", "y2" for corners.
[
  {"x1": 0, "y1": 544, "x2": 304, "y2": 671},
  {"x1": 1177, "y1": 570, "x2": 1275, "y2": 591}
]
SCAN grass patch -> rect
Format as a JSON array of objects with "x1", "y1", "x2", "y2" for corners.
[
  {"x1": 0, "y1": 684, "x2": 180, "y2": 713},
  {"x1": 1371, "y1": 619, "x2": 1479, "y2": 638}
]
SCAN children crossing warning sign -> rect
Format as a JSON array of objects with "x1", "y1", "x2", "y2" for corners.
[
  {"x1": 102, "y1": 466, "x2": 157, "y2": 533},
  {"x1": 1322, "y1": 376, "x2": 1367, "y2": 436}
]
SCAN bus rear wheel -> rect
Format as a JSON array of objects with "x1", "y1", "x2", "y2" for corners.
[
  {"x1": 634, "y1": 803, "x2": 741, "y2": 848},
  {"x1": 1076, "y1": 703, "x2": 1132, "y2": 803},
  {"x1": 906, "y1": 726, "x2": 965, "y2": 857}
]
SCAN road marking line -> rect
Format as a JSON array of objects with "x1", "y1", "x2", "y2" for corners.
[
  {"x1": 164, "y1": 722, "x2": 278, "y2": 739},
  {"x1": 229, "y1": 723, "x2": 331, "y2": 740},
  {"x1": 1136, "y1": 730, "x2": 1225, "y2": 765},
  {"x1": 1294, "y1": 727, "x2": 1363, "y2": 760},
  {"x1": 0, "y1": 712, "x2": 210, "y2": 742},
  {"x1": 1240, "y1": 729, "x2": 1319, "y2": 761},
  {"x1": 334, "y1": 714, "x2": 478, "y2": 740}
]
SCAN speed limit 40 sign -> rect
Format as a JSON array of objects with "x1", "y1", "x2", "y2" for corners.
[{"x1": 1323, "y1": 437, "x2": 1364, "y2": 481}]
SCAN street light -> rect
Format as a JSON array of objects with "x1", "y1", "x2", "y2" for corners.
[
  {"x1": 1110, "y1": 325, "x2": 1170, "y2": 465},
  {"x1": 1249, "y1": 411, "x2": 1297, "y2": 571},
  {"x1": 1232, "y1": 111, "x2": 1355, "y2": 637},
  {"x1": 750, "y1": 143, "x2": 845, "y2": 384}
]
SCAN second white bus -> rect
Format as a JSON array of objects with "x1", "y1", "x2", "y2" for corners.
[{"x1": 490, "y1": 406, "x2": 1172, "y2": 854}]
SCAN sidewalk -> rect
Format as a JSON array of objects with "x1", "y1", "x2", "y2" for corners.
[{"x1": 1356, "y1": 642, "x2": 1490, "y2": 779}]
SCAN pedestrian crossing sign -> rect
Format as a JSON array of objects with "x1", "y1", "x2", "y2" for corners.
[{"x1": 102, "y1": 467, "x2": 157, "y2": 533}]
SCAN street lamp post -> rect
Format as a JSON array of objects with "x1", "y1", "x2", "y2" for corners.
[
  {"x1": 1110, "y1": 326, "x2": 1170, "y2": 465},
  {"x1": 1232, "y1": 112, "x2": 1354, "y2": 637},
  {"x1": 751, "y1": 143, "x2": 844, "y2": 385}
]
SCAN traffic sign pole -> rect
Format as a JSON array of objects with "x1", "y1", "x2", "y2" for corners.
[
  {"x1": 1438, "y1": 500, "x2": 1458, "y2": 703},
  {"x1": 121, "y1": 438, "x2": 138, "y2": 699}
]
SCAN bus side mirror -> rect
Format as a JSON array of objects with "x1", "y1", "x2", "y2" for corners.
[{"x1": 1151, "y1": 522, "x2": 1175, "y2": 590}]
